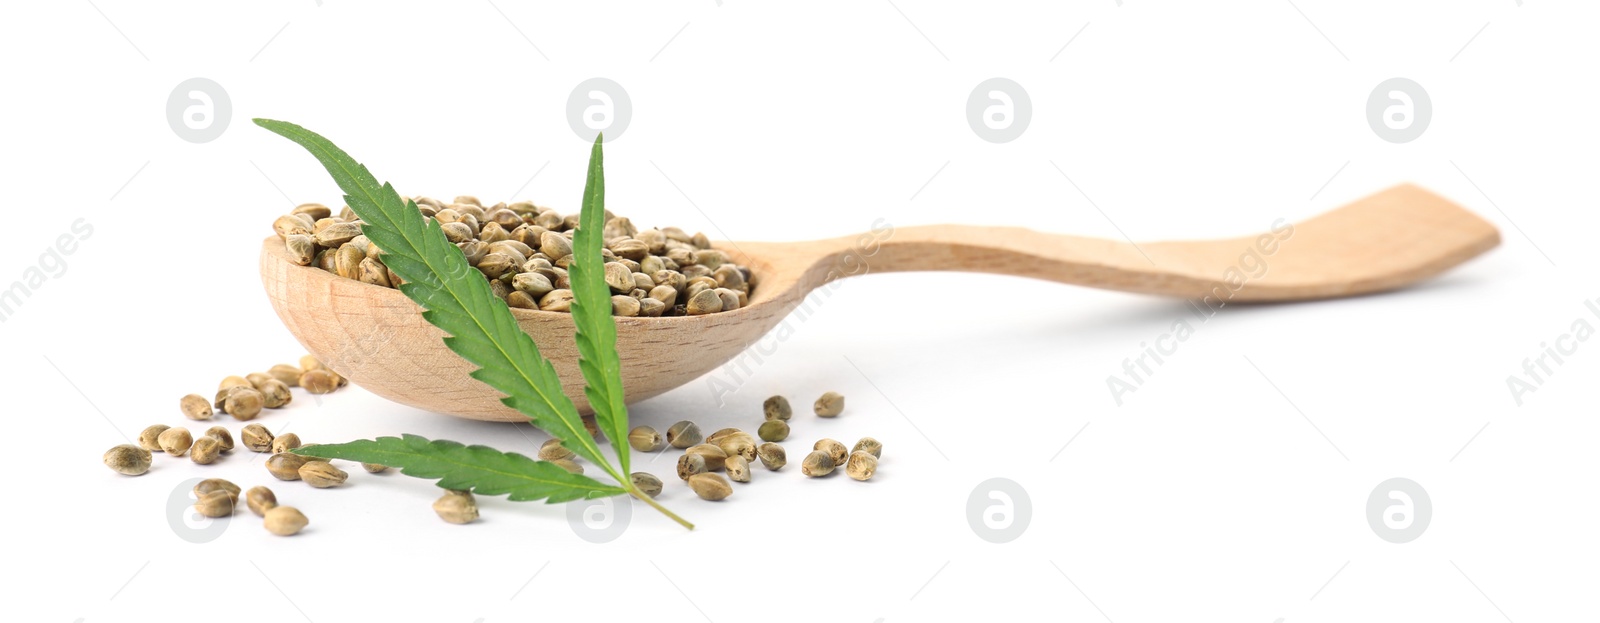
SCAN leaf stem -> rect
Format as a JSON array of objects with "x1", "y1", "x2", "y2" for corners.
[{"x1": 628, "y1": 487, "x2": 694, "y2": 530}]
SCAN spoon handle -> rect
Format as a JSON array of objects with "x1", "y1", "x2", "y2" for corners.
[{"x1": 776, "y1": 184, "x2": 1498, "y2": 302}]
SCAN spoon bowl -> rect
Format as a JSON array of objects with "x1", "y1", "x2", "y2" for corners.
[{"x1": 260, "y1": 184, "x2": 1499, "y2": 421}]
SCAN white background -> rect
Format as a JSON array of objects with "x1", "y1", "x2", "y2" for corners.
[{"x1": 2, "y1": 1, "x2": 1596, "y2": 621}]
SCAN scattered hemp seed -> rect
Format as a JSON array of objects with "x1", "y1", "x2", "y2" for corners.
[
  {"x1": 763, "y1": 395, "x2": 792, "y2": 421},
  {"x1": 299, "y1": 355, "x2": 324, "y2": 372},
  {"x1": 158, "y1": 427, "x2": 194, "y2": 457},
  {"x1": 204, "y1": 426, "x2": 234, "y2": 452},
  {"x1": 757, "y1": 443, "x2": 786, "y2": 471},
  {"x1": 264, "y1": 506, "x2": 309, "y2": 536},
  {"x1": 190, "y1": 437, "x2": 224, "y2": 465},
  {"x1": 801, "y1": 451, "x2": 836, "y2": 477},
  {"x1": 213, "y1": 386, "x2": 245, "y2": 411},
  {"x1": 218, "y1": 376, "x2": 252, "y2": 391},
  {"x1": 271, "y1": 433, "x2": 302, "y2": 455},
  {"x1": 813, "y1": 439, "x2": 849, "y2": 466},
  {"x1": 195, "y1": 479, "x2": 241, "y2": 499},
  {"x1": 632, "y1": 472, "x2": 664, "y2": 498},
  {"x1": 362, "y1": 463, "x2": 389, "y2": 474},
  {"x1": 300, "y1": 369, "x2": 338, "y2": 394},
  {"x1": 688, "y1": 473, "x2": 733, "y2": 501},
  {"x1": 180, "y1": 394, "x2": 214, "y2": 420},
  {"x1": 757, "y1": 419, "x2": 790, "y2": 443},
  {"x1": 666, "y1": 420, "x2": 702, "y2": 449},
  {"x1": 677, "y1": 453, "x2": 707, "y2": 481},
  {"x1": 550, "y1": 458, "x2": 583, "y2": 474},
  {"x1": 686, "y1": 444, "x2": 728, "y2": 471},
  {"x1": 538, "y1": 439, "x2": 574, "y2": 461},
  {"x1": 266, "y1": 453, "x2": 310, "y2": 481},
  {"x1": 852, "y1": 437, "x2": 883, "y2": 458},
  {"x1": 223, "y1": 388, "x2": 265, "y2": 421},
  {"x1": 138, "y1": 424, "x2": 170, "y2": 452},
  {"x1": 246, "y1": 486, "x2": 278, "y2": 516},
  {"x1": 241, "y1": 424, "x2": 273, "y2": 453},
  {"x1": 268, "y1": 364, "x2": 303, "y2": 387},
  {"x1": 845, "y1": 451, "x2": 878, "y2": 481},
  {"x1": 705, "y1": 428, "x2": 744, "y2": 445},
  {"x1": 103, "y1": 444, "x2": 152, "y2": 476},
  {"x1": 715, "y1": 432, "x2": 758, "y2": 462},
  {"x1": 433, "y1": 490, "x2": 479, "y2": 524},
  {"x1": 726, "y1": 455, "x2": 750, "y2": 483},
  {"x1": 194, "y1": 490, "x2": 235, "y2": 518},
  {"x1": 299, "y1": 462, "x2": 348, "y2": 488},
  {"x1": 628, "y1": 426, "x2": 664, "y2": 452},
  {"x1": 255, "y1": 379, "x2": 293, "y2": 409},
  {"x1": 814, "y1": 392, "x2": 845, "y2": 417}
]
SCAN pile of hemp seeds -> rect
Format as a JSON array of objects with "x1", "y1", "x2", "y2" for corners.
[{"x1": 272, "y1": 196, "x2": 755, "y2": 317}]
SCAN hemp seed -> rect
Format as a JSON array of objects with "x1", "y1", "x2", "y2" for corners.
[
  {"x1": 716, "y1": 433, "x2": 758, "y2": 462},
  {"x1": 194, "y1": 490, "x2": 235, "y2": 518},
  {"x1": 538, "y1": 439, "x2": 574, "y2": 461},
  {"x1": 676, "y1": 453, "x2": 707, "y2": 481},
  {"x1": 241, "y1": 424, "x2": 273, "y2": 453},
  {"x1": 757, "y1": 419, "x2": 789, "y2": 442},
  {"x1": 813, "y1": 439, "x2": 849, "y2": 466},
  {"x1": 433, "y1": 490, "x2": 479, "y2": 524},
  {"x1": 223, "y1": 388, "x2": 265, "y2": 421},
  {"x1": 264, "y1": 506, "x2": 309, "y2": 536},
  {"x1": 299, "y1": 461, "x2": 348, "y2": 488},
  {"x1": 266, "y1": 453, "x2": 310, "y2": 481},
  {"x1": 726, "y1": 455, "x2": 750, "y2": 483},
  {"x1": 814, "y1": 392, "x2": 845, "y2": 417},
  {"x1": 137, "y1": 424, "x2": 170, "y2": 452},
  {"x1": 632, "y1": 472, "x2": 664, "y2": 498},
  {"x1": 852, "y1": 437, "x2": 883, "y2": 458},
  {"x1": 757, "y1": 443, "x2": 786, "y2": 471},
  {"x1": 688, "y1": 473, "x2": 733, "y2": 501},
  {"x1": 629, "y1": 426, "x2": 664, "y2": 452},
  {"x1": 801, "y1": 451, "x2": 836, "y2": 477},
  {"x1": 202, "y1": 426, "x2": 234, "y2": 452},
  {"x1": 190, "y1": 437, "x2": 224, "y2": 465},
  {"x1": 284, "y1": 230, "x2": 320, "y2": 264},
  {"x1": 255, "y1": 379, "x2": 293, "y2": 409},
  {"x1": 550, "y1": 458, "x2": 583, "y2": 474},
  {"x1": 705, "y1": 428, "x2": 744, "y2": 445},
  {"x1": 180, "y1": 394, "x2": 214, "y2": 420},
  {"x1": 362, "y1": 463, "x2": 389, "y2": 474},
  {"x1": 685, "y1": 289, "x2": 723, "y2": 315},
  {"x1": 158, "y1": 427, "x2": 193, "y2": 457},
  {"x1": 103, "y1": 444, "x2": 152, "y2": 476},
  {"x1": 268, "y1": 364, "x2": 303, "y2": 387},
  {"x1": 686, "y1": 444, "x2": 728, "y2": 471},
  {"x1": 763, "y1": 395, "x2": 792, "y2": 421},
  {"x1": 195, "y1": 478, "x2": 241, "y2": 499},
  {"x1": 245, "y1": 486, "x2": 278, "y2": 516},
  {"x1": 300, "y1": 369, "x2": 339, "y2": 395},
  {"x1": 271, "y1": 433, "x2": 302, "y2": 455},
  {"x1": 845, "y1": 451, "x2": 878, "y2": 481},
  {"x1": 666, "y1": 420, "x2": 702, "y2": 449}
]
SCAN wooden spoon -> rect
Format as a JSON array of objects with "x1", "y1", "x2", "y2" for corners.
[{"x1": 260, "y1": 183, "x2": 1498, "y2": 421}]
